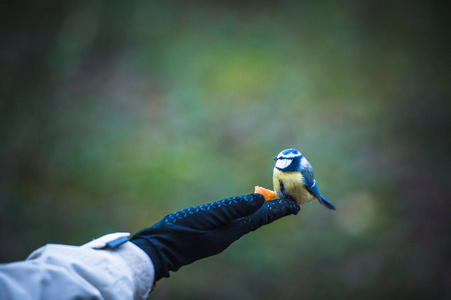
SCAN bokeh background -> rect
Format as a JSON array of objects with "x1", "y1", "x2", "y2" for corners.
[{"x1": 1, "y1": 1, "x2": 450, "y2": 299}]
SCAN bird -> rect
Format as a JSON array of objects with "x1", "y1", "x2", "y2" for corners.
[{"x1": 273, "y1": 148, "x2": 336, "y2": 210}]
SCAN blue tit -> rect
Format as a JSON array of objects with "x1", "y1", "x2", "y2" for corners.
[{"x1": 273, "y1": 148, "x2": 336, "y2": 210}]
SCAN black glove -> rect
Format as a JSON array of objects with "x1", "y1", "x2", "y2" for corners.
[{"x1": 131, "y1": 193, "x2": 300, "y2": 281}]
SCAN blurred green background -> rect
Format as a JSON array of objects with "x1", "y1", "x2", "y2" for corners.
[{"x1": 1, "y1": 1, "x2": 450, "y2": 299}]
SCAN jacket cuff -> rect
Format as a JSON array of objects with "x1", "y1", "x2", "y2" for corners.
[
  {"x1": 83, "y1": 233, "x2": 155, "y2": 299},
  {"x1": 111, "y1": 241, "x2": 155, "y2": 299}
]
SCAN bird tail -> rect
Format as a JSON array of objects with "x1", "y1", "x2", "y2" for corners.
[{"x1": 319, "y1": 195, "x2": 336, "y2": 210}]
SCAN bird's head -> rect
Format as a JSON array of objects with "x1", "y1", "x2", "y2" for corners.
[{"x1": 273, "y1": 148, "x2": 302, "y2": 172}]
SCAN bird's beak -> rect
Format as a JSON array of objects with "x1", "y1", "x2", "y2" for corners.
[{"x1": 273, "y1": 156, "x2": 278, "y2": 161}]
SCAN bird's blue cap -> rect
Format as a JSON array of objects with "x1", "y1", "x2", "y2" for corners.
[{"x1": 274, "y1": 148, "x2": 301, "y2": 160}]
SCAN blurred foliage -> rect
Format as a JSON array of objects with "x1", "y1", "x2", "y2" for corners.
[{"x1": 1, "y1": 0, "x2": 450, "y2": 299}]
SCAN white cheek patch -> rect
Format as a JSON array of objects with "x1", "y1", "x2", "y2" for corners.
[{"x1": 276, "y1": 159, "x2": 292, "y2": 169}]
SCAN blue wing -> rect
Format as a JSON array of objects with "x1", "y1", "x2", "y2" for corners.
[
  {"x1": 300, "y1": 165, "x2": 336, "y2": 210},
  {"x1": 299, "y1": 158, "x2": 317, "y2": 195}
]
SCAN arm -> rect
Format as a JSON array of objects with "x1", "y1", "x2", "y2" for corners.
[
  {"x1": 0, "y1": 194, "x2": 299, "y2": 299},
  {"x1": 0, "y1": 233, "x2": 154, "y2": 300}
]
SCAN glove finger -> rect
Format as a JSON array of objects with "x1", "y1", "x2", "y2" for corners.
[
  {"x1": 163, "y1": 193, "x2": 265, "y2": 230},
  {"x1": 232, "y1": 198, "x2": 300, "y2": 235}
]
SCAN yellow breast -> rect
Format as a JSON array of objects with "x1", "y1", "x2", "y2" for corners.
[{"x1": 273, "y1": 168, "x2": 316, "y2": 205}]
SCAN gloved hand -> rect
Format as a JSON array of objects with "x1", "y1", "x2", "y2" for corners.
[{"x1": 131, "y1": 193, "x2": 300, "y2": 281}]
